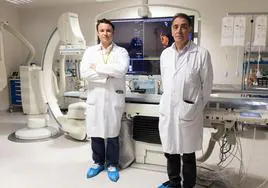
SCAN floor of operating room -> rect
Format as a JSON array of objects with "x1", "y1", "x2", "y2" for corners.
[{"x1": 0, "y1": 111, "x2": 268, "y2": 188}]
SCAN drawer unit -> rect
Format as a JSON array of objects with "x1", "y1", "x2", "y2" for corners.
[
  {"x1": 10, "y1": 79, "x2": 22, "y2": 105},
  {"x1": 9, "y1": 78, "x2": 22, "y2": 112}
]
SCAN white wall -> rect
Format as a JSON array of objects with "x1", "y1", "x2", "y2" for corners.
[{"x1": 0, "y1": 3, "x2": 24, "y2": 111}]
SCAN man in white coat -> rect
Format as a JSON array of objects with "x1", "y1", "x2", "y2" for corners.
[
  {"x1": 158, "y1": 13, "x2": 213, "y2": 188},
  {"x1": 80, "y1": 18, "x2": 129, "y2": 182}
]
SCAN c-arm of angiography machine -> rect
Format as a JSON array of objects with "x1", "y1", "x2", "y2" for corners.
[
  {"x1": 12, "y1": 12, "x2": 87, "y2": 141},
  {"x1": 41, "y1": 12, "x2": 87, "y2": 140}
]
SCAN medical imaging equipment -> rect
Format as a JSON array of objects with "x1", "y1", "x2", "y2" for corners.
[
  {"x1": 12, "y1": 12, "x2": 86, "y2": 141},
  {"x1": 39, "y1": 12, "x2": 86, "y2": 141}
]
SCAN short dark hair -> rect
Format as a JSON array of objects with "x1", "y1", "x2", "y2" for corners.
[
  {"x1": 96, "y1": 18, "x2": 115, "y2": 31},
  {"x1": 171, "y1": 13, "x2": 192, "y2": 27}
]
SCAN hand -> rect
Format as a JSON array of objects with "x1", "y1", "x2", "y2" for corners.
[{"x1": 90, "y1": 64, "x2": 97, "y2": 71}]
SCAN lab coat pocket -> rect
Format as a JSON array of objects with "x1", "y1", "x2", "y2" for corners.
[
  {"x1": 114, "y1": 90, "x2": 125, "y2": 108},
  {"x1": 183, "y1": 70, "x2": 200, "y2": 103},
  {"x1": 179, "y1": 100, "x2": 199, "y2": 121}
]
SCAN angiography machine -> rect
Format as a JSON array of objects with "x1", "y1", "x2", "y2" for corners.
[{"x1": 3, "y1": 12, "x2": 87, "y2": 141}]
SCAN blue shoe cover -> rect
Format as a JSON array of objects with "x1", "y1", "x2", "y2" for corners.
[
  {"x1": 158, "y1": 181, "x2": 176, "y2": 188},
  {"x1": 158, "y1": 184, "x2": 176, "y2": 188},
  {"x1": 107, "y1": 166, "x2": 119, "y2": 182},
  {"x1": 86, "y1": 164, "x2": 104, "y2": 178}
]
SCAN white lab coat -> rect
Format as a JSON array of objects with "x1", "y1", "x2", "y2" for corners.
[
  {"x1": 80, "y1": 43, "x2": 129, "y2": 138},
  {"x1": 159, "y1": 41, "x2": 213, "y2": 154}
]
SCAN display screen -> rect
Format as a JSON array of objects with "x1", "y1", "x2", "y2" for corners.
[{"x1": 110, "y1": 16, "x2": 195, "y2": 75}]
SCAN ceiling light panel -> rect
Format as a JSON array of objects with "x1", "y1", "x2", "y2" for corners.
[{"x1": 5, "y1": 0, "x2": 33, "y2": 5}]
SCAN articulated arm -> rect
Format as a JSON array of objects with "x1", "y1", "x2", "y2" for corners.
[{"x1": 0, "y1": 21, "x2": 35, "y2": 66}]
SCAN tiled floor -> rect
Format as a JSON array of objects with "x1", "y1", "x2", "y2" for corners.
[{"x1": 0, "y1": 111, "x2": 268, "y2": 188}]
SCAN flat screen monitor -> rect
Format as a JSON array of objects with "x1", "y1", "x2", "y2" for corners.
[{"x1": 109, "y1": 16, "x2": 195, "y2": 75}]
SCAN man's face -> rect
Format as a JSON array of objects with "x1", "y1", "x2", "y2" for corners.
[
  {"x1": 97, "y1": 23, "x2": 113, "y2": 46},
  {"x1": 171, "y1": 17, "x2": 192, "y2": 46}
]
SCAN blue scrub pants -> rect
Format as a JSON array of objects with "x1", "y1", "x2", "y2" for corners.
[{"x1": 91, "y1": 137, "x2": 119, "y2": 167}]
